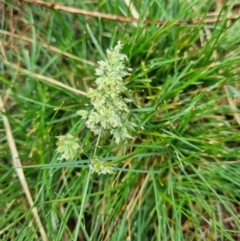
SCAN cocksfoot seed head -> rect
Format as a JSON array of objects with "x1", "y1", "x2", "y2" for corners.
[{"x1": 56, "y1": 133, "x2": 82, "y2": 160}]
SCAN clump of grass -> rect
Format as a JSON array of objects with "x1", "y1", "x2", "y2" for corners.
[{"x1": 1, "y1": 1, "x2": 240, "y2": 241}]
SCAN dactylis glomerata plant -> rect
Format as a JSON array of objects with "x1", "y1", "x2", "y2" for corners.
[{"x1": 56, "y1": 41, "x2": 136, "y2": 175}]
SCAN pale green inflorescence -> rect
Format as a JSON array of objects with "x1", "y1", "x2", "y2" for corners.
[
  {"x1": 56, "y1": 133, "x2": 82, "y2": 160},
  {"x1": 56, "y1": 42, "x2": 136, "y2": 175},
  {"x1": 77, "y1": 41, "x2": 136, "y2": 144},
  {"x1": 89, "y1": 156, "x2": 114, "y2": 175}
]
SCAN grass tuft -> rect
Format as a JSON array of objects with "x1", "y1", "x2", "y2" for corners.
[{"x1": 1, "y1": 0, "x2": 240, "y2": 240}]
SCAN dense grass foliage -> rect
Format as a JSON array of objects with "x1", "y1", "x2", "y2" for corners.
[{"x1": 1, "y1": 0, "x2": 240, "y2": 240}]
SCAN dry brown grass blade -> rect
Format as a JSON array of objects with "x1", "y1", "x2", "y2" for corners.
[
  {"x1": 124, "y1": 0, "x2": 139, "y2": 19},
  {"x1": 3, "y1": 60, "x2": 88, "y2": 97},
  {"x1": 202, "y1": 160, "x2": 240, "y2": 165},
  {"x1": 23, "y1": 0, "x2": 240, "y2": 26},
  {"x1": 123, "y1": 0, "x2": 139, "y2": 27},
  {"x1": 0, "y1": 30, "x2": 95, "y2": 66},
  {"x1": 0, "y1": 94, "x2": 49, "y2": 241}
]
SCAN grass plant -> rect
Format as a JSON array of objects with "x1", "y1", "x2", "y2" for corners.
[{"x1": 1, "y1": 0, "x2": 240, "y2": 240}]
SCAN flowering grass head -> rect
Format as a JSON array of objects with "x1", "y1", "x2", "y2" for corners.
[
  {"x1": 56, "y1": 41, "x2": 136, "y2": 175},
  {"x1": 56, "y1": 133, "x2": 82, "y2": 160},
  {"x1": 89, "y1": 156, "x2": 114, "y2": 175},
  {"x1": 77, "y1": 41, "x2": 136, "y2": 144}
]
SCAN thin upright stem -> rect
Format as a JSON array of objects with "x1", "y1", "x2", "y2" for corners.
[
  {"x1": 74, "y1": 170, "x2": 91, "y2": 241},
  {"x1": 93, "y1": 128, "x2": 102, "y2": 156}
]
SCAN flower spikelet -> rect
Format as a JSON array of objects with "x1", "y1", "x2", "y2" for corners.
[
  {"x1": 56, "y1": 133, "x2": 82, "y2": 160},
  {"x1": 89, "y1": 156, "x2": 114, "y2": 175},
  {"x1": 77, "y1": 41, "x2": 136, "y2": 143}
]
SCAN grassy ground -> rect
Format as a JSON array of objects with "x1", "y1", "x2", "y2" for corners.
[{"x1": 1, "y1": 0, "x2": 240, "y2": 240}]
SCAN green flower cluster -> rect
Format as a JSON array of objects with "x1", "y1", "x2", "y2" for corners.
[
  {"x1": 56, "y1": 133, "x2": 81, "y2": 160},
  {"x1": 77, "y1": 41, "x2": 136, "y2": 144},
  {"x1": 89, "y1": 156, "x2": 114, "y2": 175},
  {"x1": 56, "y1": 42, "x2": 136, "y2": 175}
]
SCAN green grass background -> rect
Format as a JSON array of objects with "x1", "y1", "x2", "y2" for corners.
[{"x1": 1, "y1": 0, "x2": 240, "y2": 240}]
